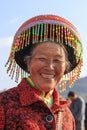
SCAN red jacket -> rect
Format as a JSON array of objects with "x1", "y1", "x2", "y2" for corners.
[{"x1": 0, "y1": 78, "x2": 75, "y2": 130}]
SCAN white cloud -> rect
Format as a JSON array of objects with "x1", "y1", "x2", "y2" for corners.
[{"x1": 0, "y1": 37, "x2": 13, "y2": 48}]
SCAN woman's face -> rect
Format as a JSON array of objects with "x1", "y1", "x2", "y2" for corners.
[{"x1": 27, "y1": 42, "x2": 66, "y2": 93}]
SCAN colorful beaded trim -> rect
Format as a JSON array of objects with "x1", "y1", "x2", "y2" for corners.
[{"x1": 56, "y1": 111, "x2": 63, "y2": 130}]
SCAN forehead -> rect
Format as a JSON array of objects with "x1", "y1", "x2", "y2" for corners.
[{"x1": 32, "y1": 42, "x2": 65, "y2": 57}]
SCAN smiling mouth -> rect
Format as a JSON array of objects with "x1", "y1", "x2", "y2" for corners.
[{"x1": 41, "y1": 73, "x2": 55, "y2": 79}]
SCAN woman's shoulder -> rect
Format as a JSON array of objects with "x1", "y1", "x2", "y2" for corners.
[
  {"x1": 0, "y1": 86, "x2": 17, "y2": 96},
  {"x1": 59, "y1": 98, "x2": 74, "y2": 118},
  {"x1": 0, "y1": 86, "x2": 19, "y2": 106}
]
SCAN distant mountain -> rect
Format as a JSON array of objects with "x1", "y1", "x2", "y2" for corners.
[
  {"x1": 58, "y1": 76, "x2": 87, "y2": 102},
  {"x1": 70, "y1": 76, "x2": 87, "y2": 93}
]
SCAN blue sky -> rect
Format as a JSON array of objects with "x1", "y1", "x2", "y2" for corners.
[{"x1": 0, "y1": 0, "x2": 87, "y2": 91}]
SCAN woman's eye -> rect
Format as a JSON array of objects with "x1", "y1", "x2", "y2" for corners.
[
  {"x1": 54, "y1": 59, "x2": 63, "y2": 63},
  {"x1": 38, "y1": 57, "x2": 46, "y2": 62},
  {"x1": 54, "y1": 59, "x2": 59, "y2": 62}
]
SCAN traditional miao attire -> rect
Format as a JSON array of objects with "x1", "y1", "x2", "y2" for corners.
[{"x1": 0, "y1": 15, "x2": 83, "y2": 130}]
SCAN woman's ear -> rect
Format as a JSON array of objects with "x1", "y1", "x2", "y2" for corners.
[
  {"x1": 64, "y1": 60, "x2": 71, "y2": 74},
  {"x1": 24, "y1": 56, "x2": 31, "y2": 72}
]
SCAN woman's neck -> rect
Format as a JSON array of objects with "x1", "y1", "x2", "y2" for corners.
[
  {"x1": 27, "y1": 77, "x2": 54, "y2": 97},
  {"x1": 26, "y1": 77, "x2": 54, "y2": 107}
]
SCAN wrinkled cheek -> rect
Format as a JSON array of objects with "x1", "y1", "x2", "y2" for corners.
[
  {"x1": 59, "y1": 64, "x2": 66, "y2": 74},
  {"x1": 58, "y1": 67, "x2": 65, "y2": 74},
  {"x1": 56, "y1": 68, "x2": 65, "y2": 81},
  {"x1": 29, "y1": 63, "x2": 41, "y2": 74}
]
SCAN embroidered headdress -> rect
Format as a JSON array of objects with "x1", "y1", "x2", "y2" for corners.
[{"x1": 5, "y1": 15, "x2": 83, "y2": 92}]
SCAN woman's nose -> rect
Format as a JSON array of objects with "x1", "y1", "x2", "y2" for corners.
[{"x1": 47, "y1": 60, "x2": 54, "y2": 69}]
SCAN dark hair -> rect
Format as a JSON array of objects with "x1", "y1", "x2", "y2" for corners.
[
  {"x1": 24, "y1": 41, "x2": 71, "y2": 74},
  {"x1": 68, "y1": 91, "x2": 76, "y2": 97}
]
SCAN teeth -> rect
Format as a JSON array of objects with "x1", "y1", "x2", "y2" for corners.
[{"x1": 41, "y1": 74, "x2": 54, "y2": 79}]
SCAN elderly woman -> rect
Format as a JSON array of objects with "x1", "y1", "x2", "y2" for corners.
[{"x1": 0, "y1": 15, "x2": 83, "y2": 130}]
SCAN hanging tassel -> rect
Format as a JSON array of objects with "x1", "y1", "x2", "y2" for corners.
[
  {"x1": 59, "y1": 75, "x2": 67, "y2": 93},
  {"x1": 40, "y1": 24, "x2": 43, "y2": 42}
]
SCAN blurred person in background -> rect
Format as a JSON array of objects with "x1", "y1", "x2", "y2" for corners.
[{"x1": 68, "y1": 91, "x2": 85, "y2": 130}]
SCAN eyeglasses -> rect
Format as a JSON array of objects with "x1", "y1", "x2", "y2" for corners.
[{"x1": 30, "y1": 56, "x2": 65, "y2": 64}]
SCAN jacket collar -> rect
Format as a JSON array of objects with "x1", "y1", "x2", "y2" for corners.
[
  {"x1": 17, "y1": 78, "x2": 42, "y2": 106},
  {"x1": 16, "y1": 78, "x2": 70, "y2": 113}
]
